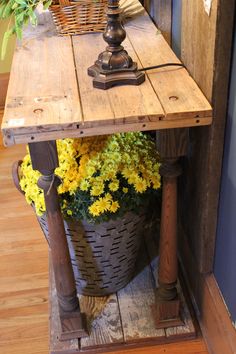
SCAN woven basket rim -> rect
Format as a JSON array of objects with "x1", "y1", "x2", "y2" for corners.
[{"x1": 51, "y1": 0, "x2": 108, "y2": 5}]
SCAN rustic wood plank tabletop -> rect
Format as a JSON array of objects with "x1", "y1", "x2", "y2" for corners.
[{"x1": 1, "y1": 12, "x2": 212, "y2": 147}]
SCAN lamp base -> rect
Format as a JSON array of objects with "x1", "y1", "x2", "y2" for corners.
[{"x1": 88, "y1": 62, "x2": 145, "y2": 90}]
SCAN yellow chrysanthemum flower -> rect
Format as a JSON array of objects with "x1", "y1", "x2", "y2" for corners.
[
  {"x1": 90, "y1": 183, "x2": 104, "y2": 196},
  {"x1": 108, "y1": 180, "x2": 119, "y2": 192},
  {"x1": 110, "y1": 201, "x2": 120, "y2": 213},
  {"x1": 80, "y1": 180, "x2": 90, "y2": 191},
  {"x1": 96, "y1": 196, "x2": 111, "y2": 212},
  {"x1": 134, "y1": 178, "x2": 147, "y2": 193},
  {"x1": 88, "y1": 202, "x2": 101, "y2": 217},
  {"x1": 128, "y1": 172, "x2": 139, "y2": 185}
]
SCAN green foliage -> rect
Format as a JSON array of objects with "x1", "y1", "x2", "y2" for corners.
[{"x1": 0, "y1": 0, "x2": 52, "y2": 59}]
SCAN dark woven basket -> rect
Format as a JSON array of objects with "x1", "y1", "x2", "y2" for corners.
[{"x1": 38, "y1": 211, "x2": 146, "y2": 296}]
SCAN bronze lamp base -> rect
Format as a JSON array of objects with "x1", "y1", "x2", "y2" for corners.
[
  {"x1": 88, "y1": 0, "x2": 145, "y2": 90},
  {"x1": 88, "y1": 62, "x2": 145, "y2": 90}
]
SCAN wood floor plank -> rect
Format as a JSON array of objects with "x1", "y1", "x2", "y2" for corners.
[
  {"x1": 106, "y1": 339, "x2": 208, "y2": 354},
  {"x1": 117, "y1": 247, "x2": 165, "y2": 342},
  {"x1": 79, "y1": 294, "x2": 124, "y2": 349}
]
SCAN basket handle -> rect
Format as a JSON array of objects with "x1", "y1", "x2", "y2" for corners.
[
  {"x1": 12, "y1": 160, "x2": 24, "y2": 195},
  {"x1": 58, "y1": 0, "x2": 71, "y2": 6}
]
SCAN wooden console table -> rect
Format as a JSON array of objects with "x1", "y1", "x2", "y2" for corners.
[{"x1": 1, "y1": 8, "x2": 212, "y2": 350}]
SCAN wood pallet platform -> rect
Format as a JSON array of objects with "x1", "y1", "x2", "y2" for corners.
[{"x1": 50, "y1": 232, "x2": 196, "y2": 354}]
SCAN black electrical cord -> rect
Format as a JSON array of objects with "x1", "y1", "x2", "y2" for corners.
[{"x1": 138, "y1": 62, "x2": 186, "y2": 72}]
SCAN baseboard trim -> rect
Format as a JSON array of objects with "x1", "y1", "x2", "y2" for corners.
[
  {"x1": 0, "y1": 72, "x2": 10, "y2": 108},
  {"x1": 179, "y1": 229, "x2": 236, "y2": 354}
]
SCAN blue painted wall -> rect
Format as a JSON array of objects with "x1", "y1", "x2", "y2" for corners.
[{"x1": 214, "y1": 26, "x2": 236, "y2": 324}]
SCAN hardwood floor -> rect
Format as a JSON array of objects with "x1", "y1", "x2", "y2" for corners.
[{"x1": 0, "y1": 110, "x2": 208, "y2": 354}]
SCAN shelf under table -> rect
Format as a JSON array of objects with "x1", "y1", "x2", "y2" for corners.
[{"x1": 50, "y1": 232, "x2": 196, "y2": 354}]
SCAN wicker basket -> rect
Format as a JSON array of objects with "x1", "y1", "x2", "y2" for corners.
[
  {"x1": 49, "y1": 0, "x2": 108, "y2": 35},
  {"x1": 38, "y1": 211, "x2": 146, "y2": 296}
]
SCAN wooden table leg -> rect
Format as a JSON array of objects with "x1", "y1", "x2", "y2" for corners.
[
  {"x1": 29, "y1": 141, "x2": 87, "y2": 340},
  {"x1": 156, "y1": 129, "x2": 188, "y2": 328}
]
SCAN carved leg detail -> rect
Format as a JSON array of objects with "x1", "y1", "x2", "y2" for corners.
[{"x1": 29, "y1": 141, "x2": 87, "y2": 340}]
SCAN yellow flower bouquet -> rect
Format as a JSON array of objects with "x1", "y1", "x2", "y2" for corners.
[{"x1": 20, "y1": 132, "x2": 161, "y2": 224}]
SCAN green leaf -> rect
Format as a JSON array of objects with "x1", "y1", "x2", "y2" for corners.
[
  {"x1": 28, "y1": 7, "x2": 37, "y2": 26},
  {"x1": 2, "y1": 1, "x2": 14, "y2": 18},
  {"x1": 1, "y1": 28, "x2": 14, "y2": 60},
  {"x1": 43, "y1": 0, "x2": 52, "y2": 10},
  {"x1": 14, "y1": 21, "x2": 23, "y2": 39},
  {"x1": 15, "y1": 0, "x2": 27, "y2": 5},
  {"x1": 0, "y1": 4, "x2": 7, "y2": 18}
]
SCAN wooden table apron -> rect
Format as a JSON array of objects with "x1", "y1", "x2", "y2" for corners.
[{"x1": 1, "y1": 9, "x2": 212, "y2": 340}]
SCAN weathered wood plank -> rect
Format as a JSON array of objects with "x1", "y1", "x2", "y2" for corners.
[
  {"x1": 7, "y1": 115, "x2": 212, "y2": 146},
  {"x1": 2, "y1": 23, "x2": 82, "y2": 137},
  {"x1": 125, "y1": 12, "x2": 212, "y2": 120},
  {"x1": 180, "y1": 0, "x2": 236, "y2": 273},
  {"x1": 79, "y1": 294, "x2": 124, "y2": 349},
  {"x1": 117, "y1": 247, "x2": 165, "y2": 342},
  {"x1": 72, "y1": 33, "x2": 164, "y2": 124},
  {"x1": 181, "y1": 0, "x2": 217, "y2": 102},
  {"x1": 150, "y1": 0, "x2": 172, "y2": 45}
]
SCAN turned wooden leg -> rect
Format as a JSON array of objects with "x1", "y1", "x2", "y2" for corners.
[
  {"x1": 156, "y1": 158, "x2": 183, "y2": 328},
  {"x1": 156, "y1": 129, "x2": 189, "y2": 328},
  {"x1": 29, "y1": 141, "x2": 87, "y2": 340}
]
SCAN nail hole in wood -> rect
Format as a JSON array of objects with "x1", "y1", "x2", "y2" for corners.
[
  {"x1": 142, "y1": 124, "x2": 146, "y2": 128},
  {"x1": 159, "y1": 117, "x2": 163, "y2": 121},
  {"x1": 196, "y1": 120, "x2": 200, "y2": 123},
  {"x1": 169, "y1": 96, "x2": 179, "y2": 101},
  {"x1": 31, "y1": 136, "x2": 35, "y2": 140},
  {"x1": 80, "y1": 131, "x2": 84, "y2": 135},
  {"x1": 33, "y1": 108, "x2": 43, "y2": 114}
]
